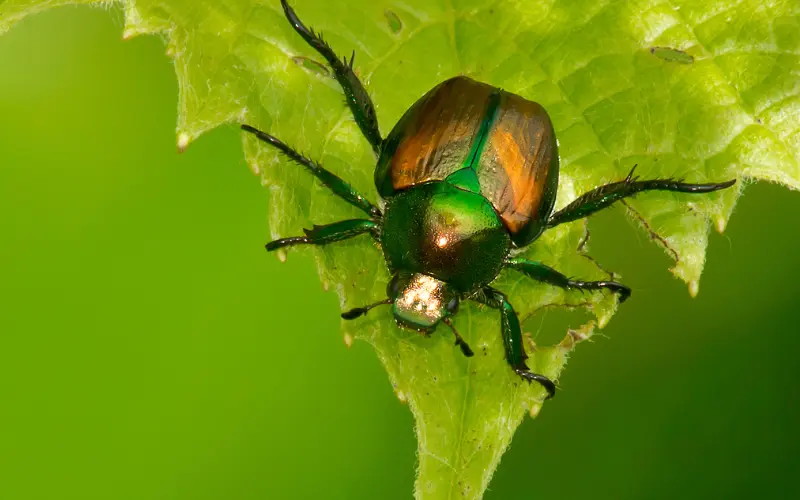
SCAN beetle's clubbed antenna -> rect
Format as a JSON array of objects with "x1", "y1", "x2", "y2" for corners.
[
  {"x1": 442, "y1": 318, "x2": 474, "y2": 357},
  {"x1": 341, "y1": 299, "x2": 392, "y2": 320}
]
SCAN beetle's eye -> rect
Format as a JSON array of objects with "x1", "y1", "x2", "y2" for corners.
[
  {"x1": 387, "y1": 274, "x2": 402, "y2": 298},
  {"x1": 446, "y1": 297, "x2": 459, "y2": 314}
]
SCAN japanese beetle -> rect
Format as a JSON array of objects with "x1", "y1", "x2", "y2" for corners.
[{"x1": 242, "y1": 0, "x2": 736, "y2": 398}]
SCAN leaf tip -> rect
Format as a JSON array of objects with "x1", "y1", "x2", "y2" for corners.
[
  {"x1": 247, "y1": 161, "x2": 261, "y2": 176},
  {"x1": 121, "y1": 28, "x2": 137, "y2": 40},
  {"x1": 688, "y1": 280, "x2": 700, "y2": 298},
  {"x1": 715, "y1": 215, "x2": 728, "y2": 233},
  {"x1": 395, "y1": 389, "x2": 408, "y2": 404},
  {"x1": 276, "y1": 249, "x2": 287, "y2": 263},
  {"x1": 176, "y1": 132, "x2": 191, "y2": 153},
  {"x1": 343, "y1": 333, "x2": 353, "y2": 348},
  {"x1": 559, "y1": 321, "x2": 596, "y2": 353},
  {"x1": 529, "y1": 403, "x2": 542, "y2": 419}
]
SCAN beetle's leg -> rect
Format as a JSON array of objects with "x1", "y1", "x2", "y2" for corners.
[
  {"x1": 471, "y1": 287, "x2": 556, "y2": 399},
  {"x1": 547, "y1": 166, "x2": 736, "y2": 228},
  {"x1": 443, "y1": 318, "x2": 475, "y2": 357},
  {"x1": 506, "y1": 258, "x2": 631, "y2": 303},
  {"x1": 281, "y1": 0, "x2": 383, "y2": 154},
  {"x1": 266, "y1": 219, "x2": 378, "y2": 251},
  {"x1": 242, "y1": 125, "x2": 380, "y2": 218}
]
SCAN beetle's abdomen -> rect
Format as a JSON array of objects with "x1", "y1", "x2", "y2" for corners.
[{"x1": 381, "y1": 182, "x2": 510, "y2": 293}]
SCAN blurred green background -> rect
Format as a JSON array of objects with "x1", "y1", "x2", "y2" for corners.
[{"x1": 1, "y1": 7, "x2": 798, "y2": 500}]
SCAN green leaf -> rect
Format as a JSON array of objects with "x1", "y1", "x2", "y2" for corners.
[{"x1": 2, "y1": 0, "x2": 798, "y2": 497}]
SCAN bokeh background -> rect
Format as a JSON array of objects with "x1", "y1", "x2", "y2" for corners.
[{"x1": 1, "y1": 7, "x2": 799, "y2": 500}]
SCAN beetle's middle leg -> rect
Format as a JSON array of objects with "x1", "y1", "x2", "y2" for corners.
[
  {"x1": 546, "y1": 166, "x2": 736, "y2": 228},
  {"x1": 506, "y1": 258, "x2": 631, "y2": 303},
  {"x1": 266, "y1": 219, "x2": 378, "y2": 252},
  {"x1": 241, "y1": 125, "x2": 380, "y2": 218},
  {"x1": 471, "y1": 287, "x2": 556, "y2": 399},
  {"x1": 281, "y1": 0, "x2": 383, "y2": 154}
]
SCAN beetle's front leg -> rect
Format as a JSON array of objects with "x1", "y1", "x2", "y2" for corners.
[
  {"x1": 506, "y1": 258, "x2": 631, "y2": 303},
  {"x1": 281, "y1": 0, "x2": 383, "y2": 154},
  {"x1": 241, "y1": 125, "x2": 380, "y2": 218},
  {"x1": 266, "y1": 219, "x2": 378, "y2": 252},
  {"x1": 472, "y1": 287, "x2": 556, "y2": 399}
]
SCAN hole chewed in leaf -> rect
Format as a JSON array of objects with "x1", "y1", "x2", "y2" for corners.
[
  {"x1": 523, "y1": 302, "x2": 596, "y2": 347},
  {"x1": 384, "y1": 9, "x2": 402, "y2": 34},
  {"x1": 621, "y1": 200, "x2": 680, "y2": 262},
  {"x1": 649, "y1": 46, "x2": 694, "y2": 64}
]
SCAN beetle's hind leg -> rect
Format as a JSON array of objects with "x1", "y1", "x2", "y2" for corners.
[
  {"x1": 547, "y1": 166, "x2": 736, "y2": 228},
  {"x1": 241, "y1": 125, "x2": 380, "y2": 218},
  {"x1": 472, "y1": 287, "x2": 556, "y2": 399},
  {"x1": 506, "y1": 258, "x2": 631, "y2": 303},
  {"x1": 266, "y1": 219, "x2": 378, "y2": 252},
  {"x1": 281, "y1": 0, "x2": 383, "y2": 154}
]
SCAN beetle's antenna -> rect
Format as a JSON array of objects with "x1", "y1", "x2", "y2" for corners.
[
  {"x1": 442, "y1": 318, "x2": 474, "y2": 357},
  {"x1": 341, "y1": 299, "x2": 392, "y2": 320}
]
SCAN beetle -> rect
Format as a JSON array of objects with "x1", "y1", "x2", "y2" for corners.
[{"x1": 242, "y1": 0, "x2": 736, "y2": 398}]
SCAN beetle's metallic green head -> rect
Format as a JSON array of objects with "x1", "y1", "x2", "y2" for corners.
[
  {"x1": 387, "y1": 272, "x2": 459, "y2": 332},
  {"x1": 339, "y1": 272, "x2": 460, "y2": 332}
]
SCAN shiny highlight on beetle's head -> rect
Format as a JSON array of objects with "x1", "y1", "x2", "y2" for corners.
[{"x1": 388, "y1": 272, "x2": 459, "y2": 331}]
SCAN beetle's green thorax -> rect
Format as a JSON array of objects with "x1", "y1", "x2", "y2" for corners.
[{"x1": 381, "y1": 182, "x2": 511, "y2": 293}]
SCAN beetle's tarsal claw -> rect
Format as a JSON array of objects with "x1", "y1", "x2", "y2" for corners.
[
  {"x1": 625, "y1": 164, "x2": 638, "y2": 181},
  {"x1": 442, "y1": 317, "x2": 474, "y2": 358},
  {"x1": 604, "y1": 282, "x2": 632, "y2": 303},
  {"x1": 456, "y1": 339, "x2": 474, "y2": 357},
  {"x1": 514, "y1": 368, "x2": 556, "y2": 399}
]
